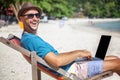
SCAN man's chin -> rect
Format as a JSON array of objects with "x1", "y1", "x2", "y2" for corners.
[
  {"x1": 31, "y1": 25, "x2": 38, "y2": 30},
  {"x1": 28, "y1": 26, "x2": 37, "y2": 31},
  {"x1": 31, "y1": 27, "x2": 37, "y2": 31}
]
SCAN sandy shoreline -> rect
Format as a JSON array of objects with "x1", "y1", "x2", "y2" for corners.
[{"x1": 0, "y1": 19, "x2": 120, "y2": 80}]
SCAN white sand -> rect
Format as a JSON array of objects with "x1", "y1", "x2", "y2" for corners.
[{"x1": 0, "y1": 18, "x2": 120, "y2": 80}]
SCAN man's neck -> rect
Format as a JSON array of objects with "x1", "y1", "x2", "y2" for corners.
[{"x1": 24, "y1": 30, "x2": 37, "y2": 34}]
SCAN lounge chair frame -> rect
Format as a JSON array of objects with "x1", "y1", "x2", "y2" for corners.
[{"x1": 0, "y1": 34, "x2": 113, "y2": 80}]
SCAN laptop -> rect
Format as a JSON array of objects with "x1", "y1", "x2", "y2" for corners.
[
  {"x1": 95, "y1": 35, "x2": 111, "y2": 60},
  {"x1": 76, "y1": 35, "x2": 111, "y2": 61}
]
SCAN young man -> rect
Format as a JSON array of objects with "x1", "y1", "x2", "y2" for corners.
[{"x1": 18, "y1": 2, "x2": 120, "y2": 79}]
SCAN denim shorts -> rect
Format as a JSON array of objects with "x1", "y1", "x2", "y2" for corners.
[{"x1": 88, "y1": 58, "x2": 103, "y2": 77}]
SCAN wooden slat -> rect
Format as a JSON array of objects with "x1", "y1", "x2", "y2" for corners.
[
  {"x1": 85, "y1": 71, "x2": 113, "y2": 80},
  {"x1": 31, "y1": 51, "x2": 39, "y2": 80},
  {"x1": 37, "y1": 69, "x2": 41, "y2": 80}
]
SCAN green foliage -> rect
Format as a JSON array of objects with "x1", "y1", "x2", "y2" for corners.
[
  {"x1": 1, "y1": 0, "x2": 120, "y2": 18},
  {"x1": 39, "y1": 1, "x2": 52, "y2": 12},
  {"x1": 67, "y1": 0, "x2": 120, "y2": 18}
]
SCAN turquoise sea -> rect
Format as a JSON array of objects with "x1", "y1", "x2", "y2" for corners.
[{"x1": 93, "y1": 21, "x2": 120, "y2": 33}]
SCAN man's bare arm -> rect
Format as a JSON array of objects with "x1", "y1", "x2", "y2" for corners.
[{"x1": 44, "y1": 50, "x2": 92, "y2": 67}]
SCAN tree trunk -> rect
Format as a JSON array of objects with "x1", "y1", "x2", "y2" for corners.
[{"x1": 10, "y1": 2, "x2": 25, "y2": 21}]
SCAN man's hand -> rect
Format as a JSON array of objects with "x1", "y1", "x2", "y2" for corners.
[{"x1": 79, "y1": 50, "x2": 92, "y2": 60}]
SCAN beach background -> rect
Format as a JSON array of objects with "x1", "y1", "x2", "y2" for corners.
[{"x1": 0, "y1": 18, "x2": 120, "y2": 80}]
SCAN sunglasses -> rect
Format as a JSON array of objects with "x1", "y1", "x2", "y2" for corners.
[{"x1": 22, "y1": 13, "x2": 41, "y2": 19}]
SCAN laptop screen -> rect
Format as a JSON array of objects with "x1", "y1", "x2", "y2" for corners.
[{"x1": 95, "y1": 35, "x2": 111, "y2": 60}]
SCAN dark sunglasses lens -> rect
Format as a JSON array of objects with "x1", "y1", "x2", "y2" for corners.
[
  {"x1": 35, "y1": 13, "x2": 40, "y2": 18},
  {"x1": 27, "y1": 14, "x2": 34, "y2": 18},
  {"x1": 27, "y1": 13, "x2": 40, "y2": 19}
]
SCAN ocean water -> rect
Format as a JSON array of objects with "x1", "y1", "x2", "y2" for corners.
[{"x1": 93, "y1": 21, "x2": 120, "y2": 33}]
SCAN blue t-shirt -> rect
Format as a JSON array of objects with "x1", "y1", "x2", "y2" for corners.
[{"x1": 21, "y1": 32, "x2": 72, "y2": 71}]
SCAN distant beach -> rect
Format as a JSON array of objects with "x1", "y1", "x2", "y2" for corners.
[
  {"x1": 68, "y1": 18, "x2": 120, "y2": 37},
  {"x1": 0, "y1": 18, "x2": 120, "y2": 80}
]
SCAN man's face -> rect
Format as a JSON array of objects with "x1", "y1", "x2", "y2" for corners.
[{"x1": 20, "y1": 9, "x2": 40, "y2": 32}]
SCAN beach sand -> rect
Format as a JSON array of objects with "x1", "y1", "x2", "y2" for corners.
[{"x1": 0, "y1": 19, "x2": 120, "y2": 80}]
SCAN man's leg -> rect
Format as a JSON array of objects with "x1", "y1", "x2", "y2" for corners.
[
  {"x1": 103, "y1": 57, "x2": 120, "y2": 75},
  {"x1": 105, "y1": 55, "x2": 119, "y2": 60},
  {"x1": 87, "y1": 56, "x2": 120, "y2": 77}
]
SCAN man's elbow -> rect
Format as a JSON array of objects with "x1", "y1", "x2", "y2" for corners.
[
  {"x1": 52, "y1": 59, "x2": 63, "y2": 67},
  {"x1": 44, "y1": 53, "x2": 63, "y2": 67}
]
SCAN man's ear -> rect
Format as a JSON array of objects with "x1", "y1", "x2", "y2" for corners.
[{"x1": 19, "y1": 16, "x2": 23, "y2": 21}]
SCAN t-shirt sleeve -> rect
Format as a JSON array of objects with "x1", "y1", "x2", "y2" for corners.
[{"x1": 27, "y1": 37, "x2": 52, "y2": 58}]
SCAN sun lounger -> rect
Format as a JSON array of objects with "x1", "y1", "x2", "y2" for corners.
[{"x1": 0, "y1": 34, "x2": 113, "y2": 80}]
